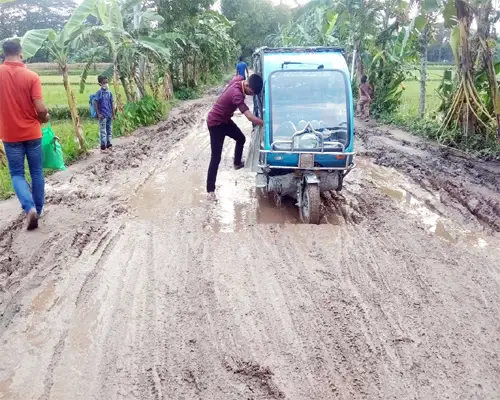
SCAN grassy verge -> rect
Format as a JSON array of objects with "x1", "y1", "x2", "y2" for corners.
[
  {"x1": 0, "y1": 72, "x2": 232, "y2": 199},
  {"x1": 0, "y1": 120, "x2": 101, "y2": 200},
  {"x1": 398, "y1": 80, "x2": 441, "y2": 119},
  {"x1": 380, "y1": 113, "x2": 500, "y2": 159},
  {"x1": 384, "y1": 77, "x2": 500, "y2": 159},
  {"x1": 42, "y1": 83, "x2": 127, "y2": 108}
]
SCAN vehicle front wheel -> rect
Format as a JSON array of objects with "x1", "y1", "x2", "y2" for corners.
[{"x1": 300, "y1": 183, "x2": 321, "y2": 224}]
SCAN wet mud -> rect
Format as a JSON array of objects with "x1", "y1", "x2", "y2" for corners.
[{"x1": 0, "y1": 95, "x2": 499, "y2": 399}]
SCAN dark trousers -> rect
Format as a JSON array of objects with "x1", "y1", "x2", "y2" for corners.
[{"x1": 207, "y1": 120, "x2": 246, "y2": 192}]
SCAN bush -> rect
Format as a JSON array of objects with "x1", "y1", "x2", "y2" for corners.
[
  {"x1": 48, "y1": 106, "x2": 91, "y2": 120},
  {"x1": 174, "y1": 86, "x2": 200, "y2": 100},
  {"x1": 115, "y1": 96, "x2": 168, "y2": 136}
]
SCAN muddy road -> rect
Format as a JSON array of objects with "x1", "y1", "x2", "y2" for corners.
[{"x1": 1, "y1": 94, "x2": 500, "y2": 400}]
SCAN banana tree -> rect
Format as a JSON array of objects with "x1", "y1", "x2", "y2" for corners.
[
  {"x1": 19, "y1": 0, "x2": 100, "y2": 152},
  {"x1": 335, "y1": 0, "x2": 384, "y2": 82},
  {"x1": 267, "y1": 5, "x2": 339, "y2": 47},
  {"x1": 93, "y1": 0, "x2": 136, "y2": 112},
  {"x1": 439, "y1": 0, "x2": 496, "y2": 138}
]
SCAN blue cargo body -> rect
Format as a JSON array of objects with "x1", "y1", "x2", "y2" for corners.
[
  {"x1": 254, "y1": 47, "x2": 355, "y2": 170},
  {"x1": 250, "y1": 47, "x2": 356, "y2": 224}
]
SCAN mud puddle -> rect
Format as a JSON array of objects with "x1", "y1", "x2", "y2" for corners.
[{"x1": 356, "y1": 158, "x2": 490, "y2": 247}]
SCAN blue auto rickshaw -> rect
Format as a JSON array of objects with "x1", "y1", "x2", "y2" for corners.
[{"x1": 247, "y1": 47, "x2": 356, "y2": 224}]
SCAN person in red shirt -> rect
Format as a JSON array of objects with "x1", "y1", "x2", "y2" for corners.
[
  {"x1": 206, "y1": 74, "x2": 264, "y2": 199},
  {"x1": 0, "y1": 41, "x2": 50, "y2": 230}
]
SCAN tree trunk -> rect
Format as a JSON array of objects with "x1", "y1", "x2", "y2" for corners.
[
  {"x1": 419, "y1": 25, "x2": 429, "y2": 118},
  {"x1": 456, "y1": 0, "x2": 476, "y2": 137},
  {"x1": 354, "y1": 40, "x2": 364, "y2": 83},
  {"x1": 62, "y1": 65, "x2": 86, "y2": 152},
  {"x1": 121, "y1": 76, "x2": 134, "y2": 103},
  {"x1": 477, "y1": 0, "x2": 499, "y2": 135},
  {"x1": 182, "y1": 61, "x2": 189, "y2": 87},
  {"x1": 113, "y1": 55, "x2": 124, "y2": 113},
  {"x1": 163, "y1": 72, "x2": 174, "y2": 101}
]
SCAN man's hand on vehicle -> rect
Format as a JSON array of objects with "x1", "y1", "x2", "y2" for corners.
[{"x1": 244, "y1": 110, "x2": 263, "y2": 126}]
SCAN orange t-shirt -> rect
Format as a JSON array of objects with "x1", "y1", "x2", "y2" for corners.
[{"x1": 0, "y1": 61, "x2": 43, "y2": 143}]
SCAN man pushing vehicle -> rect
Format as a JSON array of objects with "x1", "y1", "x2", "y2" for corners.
[{"x1": 206, "y1": 74, "x2": 264, "y2": 200}]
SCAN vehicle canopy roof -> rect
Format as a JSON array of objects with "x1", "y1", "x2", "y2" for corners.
[{"x1": 252, "y1": 47, "x2": 349, "y2": 82}]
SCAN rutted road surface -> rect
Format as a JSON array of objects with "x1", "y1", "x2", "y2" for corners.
[{"x1": 1, "y1": 94, "x2": 500, "y2": 400}]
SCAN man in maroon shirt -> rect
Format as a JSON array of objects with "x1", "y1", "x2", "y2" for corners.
[{"x1": 206, "y1": 74, "x2": 264, "y2": 199}]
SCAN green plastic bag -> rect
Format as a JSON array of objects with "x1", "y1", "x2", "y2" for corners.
[{"x1": 42, "y1": 123, "x2": 66, "y2": 171}]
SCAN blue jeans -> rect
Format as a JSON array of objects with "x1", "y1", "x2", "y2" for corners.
[
  {"x1": 3, "y1": 139, "x2": 45, "y2": 215},
  {"x1": 99, "y1": 117, "x2": 112, "y2": 150}
]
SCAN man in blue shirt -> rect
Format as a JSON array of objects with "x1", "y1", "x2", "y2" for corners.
[
  {"x1": 93, "y1": 75, "x2": 115, "y2": 153},
  {"x1": 236, "y1": 56, "x2": 249, "y2": 79}
]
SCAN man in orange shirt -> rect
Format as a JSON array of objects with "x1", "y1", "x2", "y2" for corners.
[{"x1": 0, "y1": 41, "x2": 50, "y2": 230}]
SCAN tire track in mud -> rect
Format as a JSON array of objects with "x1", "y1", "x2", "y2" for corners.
[
  {"x1": 1, "y1": 97, "x2": 500, "y2": 399},
  {"x1": 0, "y1": 98, "x2": 213, "y2": 320}
]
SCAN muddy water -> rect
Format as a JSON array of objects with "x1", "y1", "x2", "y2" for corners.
[{"x1": 1, "y1": 98, "x2": 500, "y2": 399}]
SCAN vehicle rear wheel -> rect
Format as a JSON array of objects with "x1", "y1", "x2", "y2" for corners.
[{"x1": 301, "y1": 183, "x2": 321, "y2": 224}]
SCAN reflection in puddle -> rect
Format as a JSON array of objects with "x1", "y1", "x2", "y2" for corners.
[
  {"x1": 68, "y1": 299, "x2": 101, "y2": 351},
  {"x1": 203, "y1": 172, "x2": 301, "y2": 233},
  {"x1": 0, "y1": 373, "x2": 16, "y2": 400},
  {"x1": 378, "y1": 185, "x2": 488, "y2": 247},
  {"x1": 31, "y1": 282, "x2": 56, "y2": 312},
  {"x1": 360, "y1": 159, "x2": 488, "y2": 248}
]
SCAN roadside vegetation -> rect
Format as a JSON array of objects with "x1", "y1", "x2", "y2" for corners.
[
  {"x1": 0, "y1": 0, "x2": 238, "y2": 198},
  {"x1": 223, "y1": 0, "x2": 500, "y2": 157}
]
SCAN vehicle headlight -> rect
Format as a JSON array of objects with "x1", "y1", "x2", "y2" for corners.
[{"x1": 298, "y1": 133, "x2": 318, "y2": 149}]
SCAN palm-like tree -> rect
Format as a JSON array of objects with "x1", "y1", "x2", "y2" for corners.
[{"x1": 17, "y1": 0, "x2": 100, "y2": 151}]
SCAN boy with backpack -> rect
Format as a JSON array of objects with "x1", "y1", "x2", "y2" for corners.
[{"x1": 92, "y1": 75, "x2": 115, "y2": 153}]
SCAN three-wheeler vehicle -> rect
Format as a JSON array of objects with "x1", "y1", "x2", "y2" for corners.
[{"x1": 247, "y1": 47, "x2": 356, "y2": 224}]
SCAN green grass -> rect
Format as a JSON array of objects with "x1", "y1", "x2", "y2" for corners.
[
  {"x1": 398, "y1": 80, "x2": 441, "y2": 119},
  {"x1": 0, "y1": 70, "x2": 232, "y2": 199},
  {"x1": 0, "y1": 165, "x2": 13, "y2": 200},
  {"x1": 40, "y1": 75, "x2": 100, "y2": 84},
  {"x1": 42, "y1": 82, "x2": 126, "y2": 108},
  {"x1": 0, "y1": 120, "x2": 101, "y2": 199}
]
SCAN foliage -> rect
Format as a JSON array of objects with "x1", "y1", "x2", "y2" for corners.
[
  {"x1": 48, "y1": 106, "x2": 91, "y2": 120},
  {"x1": 222, "y1": 0, "x2": 291, "y2": 57},
  {"x1": 267, "y1": 5, "x2": 340, "y2": 47},
  {"x1": 159, "y1": 11, "x2": 239, "y2": 90},
  {"x1": 174, "y1": 86, "x2": 200, "y2": 101},
  {"x1": 370, "y1": 53, "x2": 407, "y2": 118},
  {"x1": 154, "y1": 0, "x2": 214, "y2": 29},
  {"x1": 0, "y1": 0, "x2": 77, "y2": 60},
  {"x1": 436, "y1": 69, "x2": 455, "y2": 113},
  {"x1": 380, "y1": 112, "x2": 500, "y2": 159},
  {"x1": 114, "y1": 96, "x2": 167, "y2": 136}
]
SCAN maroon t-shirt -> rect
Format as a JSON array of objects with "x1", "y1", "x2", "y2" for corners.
[{"x1": 207, "y1": 76, "x2": 249, "y2": 127}]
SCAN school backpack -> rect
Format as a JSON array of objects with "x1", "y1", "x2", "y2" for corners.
[{"x1": 89, "y1": 93, "x2": 98, "y2": 119}]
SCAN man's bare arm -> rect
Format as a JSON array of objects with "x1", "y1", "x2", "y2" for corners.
[
  {"x1": 244, "y1": 110, "x2": 263, "y2": 126},
  {"x1": 33, "y1": 99, "x2": 49, "y2": 123}
]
